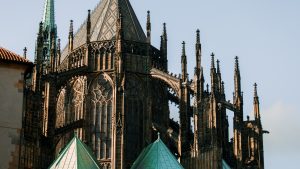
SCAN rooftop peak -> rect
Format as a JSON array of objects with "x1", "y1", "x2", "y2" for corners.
[
  {"x1": 42, "y1": 0, "x2": 55, "y2": 31},
  {"x1": 61, "y1": 0, "x2": 146, "y2": 59}
]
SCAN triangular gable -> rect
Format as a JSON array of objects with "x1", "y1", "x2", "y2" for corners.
[
  {"x1": 131, "y1": 134, "x2": 184, "y2": 169},
  {"x1": 48, "y1": 136, "x2": 100, "y2": 169},
  {"x1": 61, "y1": 0, "x2": 146, "y2": 60}
]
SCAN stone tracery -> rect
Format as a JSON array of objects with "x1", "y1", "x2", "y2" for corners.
[{"x1": 91, "y1": 74, "x2": 113, "y2": 161}]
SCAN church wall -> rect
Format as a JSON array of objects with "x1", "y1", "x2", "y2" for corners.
[{"x1": 0, "y1": 64, "x2": 28, "y2": 169}]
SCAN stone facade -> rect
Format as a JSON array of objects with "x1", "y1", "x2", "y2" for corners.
[
  {"x1": 20, "y1": 0, "x2": 267, "y2": 169},
  {"x1": 0, "y1": 47, "x2": 32, "y2": 169}
]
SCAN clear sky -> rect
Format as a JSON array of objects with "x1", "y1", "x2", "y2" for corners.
[{"x1": 1, "y1": 0, "x2": 299, "y2": 168}]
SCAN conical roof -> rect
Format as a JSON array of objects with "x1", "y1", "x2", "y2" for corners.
[
  {"x1": 131, "y1": 134, "x2": 184, "y2": 169},
  {"x1": 61, "y1": 0, "x2": 146, "y2": 59},
  {"x1": 43, "y1": 0, "x2": 55, "y2": 31},
  {"x1": 48, "y1": 136, "x2": 100, "y2": 169}
]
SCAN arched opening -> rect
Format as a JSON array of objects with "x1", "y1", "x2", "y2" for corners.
[{"x1": 90, "y1": 74, "x2": 113, "y2": 164}]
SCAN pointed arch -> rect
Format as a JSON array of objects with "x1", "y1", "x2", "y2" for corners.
[
  {"x1": 56, "y1": 88, "x2": 66, "y2": 128},
  {"x1": 70, "y1": 78, "x2": 85, "y2": 121},
  {"x1": 90, "y1": 74, "x2": 113, "y2": 161}
]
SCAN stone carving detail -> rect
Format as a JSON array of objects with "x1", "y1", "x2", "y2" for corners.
[
  {"x1": 91, "y1": 74, "x2": 113, "y2": 161},
  {"x1": 69, "y1": 78, "x2": 85, "y2": 123},
  {"x1": 55, "y1": 77, "x2": 85, "y2": 128},
  {"x1": 68, "y1": 47, "x2": 86, "y2": 69},
  {"x1": 71, "y1": 78, "x2": 84, "y2": 120},
  {"x1": 100, "y1": 162, "x2": 111, "y2": 169}
]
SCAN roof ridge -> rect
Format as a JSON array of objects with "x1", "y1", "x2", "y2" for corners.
[
  {"x1": 131, "y1": 137, "x2": 184, "y2": 169},
  {"x1": 48, "y1": 136, "x2": 100, "y2": 169},
  {"x1": 75, "y1": 136, "x2": 101, "y2": 168},
  {"x1": 0, "y1": 46, "x2": 32, "y2": 64}
]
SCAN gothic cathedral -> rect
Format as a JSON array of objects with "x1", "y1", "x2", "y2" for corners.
[{"x1": 20, "y1": 0, "x2": 267, "y2": 169}]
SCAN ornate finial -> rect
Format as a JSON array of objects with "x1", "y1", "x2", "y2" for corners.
[
  {"x1": 211, "y1": 52, "x2": 215, "y2": 69},
  {"x1": 195, "y1": 29, "x2": 202, "y2": 72},
  {"x1": 206, "y1": 83, "x2": 209, "y2": 92},
  {"x1": 162, "y1": 23, "x2": 167, "y2": 40},
  {"x1": 86, "y1": 10, "x2": 91, "y2": 42},
  {"x1": 254, "y1": 83, "x2": 258, "y2": 97},
  {"x1": 216, "y1": 59, "x2": 220, "y2": 73},
  {"x1": 69, "y1": 20, "x2": 74, "y2": 52},
  {"x1": 147, "y1": 10, "x2": 151, "y2": 24},
  {"x1": 146, "y1": 11, "x2": 151, "y2": 43},
  {"x1": 235, "y1": 56, "x2": 239, "y2": 70},
  {"x1": 182, "y1": 41, "x2": 186, "y2": 56},
  {"x1": 74, "y1": 131, "x2": 78, "y2": 137},
  {"x1": 23, "y1": 47, "x2": 27, "y2": 59},
  {"x1": 253, "y1": 83, "x2": 260, "y2": 120},
  {"x1": 196, "y1": 29, "x2": 200, "y2": 44},
  {"x1": 157, "y1": 132, "x2": 160, "y2": 140},
  {"x1": 88, "y1": 9, "x2": 91, "y2": 20},
  {"x1": 69, "y1": 20, "x2": 73, "y2": 33}
]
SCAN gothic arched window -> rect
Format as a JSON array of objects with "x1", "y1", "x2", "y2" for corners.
[
  {"x1": 91, "y1": 74, "x2": 113, "y2": 160},
  {"x1": 68, "y1": 78, "x2": 85, "y2": 123},
  {"x1": 56, "y1": 88, "x2": 66, "y2": 128}
]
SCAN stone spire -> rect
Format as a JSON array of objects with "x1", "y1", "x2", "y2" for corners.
[
  {"x1": 57, "y1": 38, "x2": 61, "y2": 66},
  {"x1": 23, "y1": 47, "x2": 27, "y2": 59},
  {"x1": 210, "y1": 53, "x2": 217, "y2": 93},
  {"x1": 195, "y1": 29, "x2": 201, "y2": 71},
  {"x1": 194, "y1": 29, "x2": 204, "y2": 99},
  {"x1": 234, "y1": 56, "x2": 242, "y2": 101},
  {"x1": 146, "y1": 11, "x2": 151, "y2": 44},
  {"x1": 68, "y1": 20, "x2": 74, "y2": 53},
  {"x1": 42, "y1": 0, "x2": 55, "y2": 31},
  {"x1": 253, "y1": 83, "x2": 260, "y2": 121},
  {"x1": 163, "y1": 23, "x2": 167, "y2": 42},
  {"x1": 216, "y1": 59, "x2": 222, "y2": 93},
  {"x1": 216, "y1": 59, "x2": 221, "y2": 74},
  {"x1": 40, "y1": 0, "x2": 57, "y2": 70},
  {"x1": 211, "y1": 52, "x2": 215, "y2": 69},
  {"x1": 161, "y1": 23, "x2": 168, "y2": 69},
  {"x1": 86, "y1": 10, "x2": 91, "y2": 43},
  {"x1": 181, "y1": 41, "x2": 187, "y2": 82}
]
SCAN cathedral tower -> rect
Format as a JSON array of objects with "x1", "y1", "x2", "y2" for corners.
[{"x1": 21, "y1": 0, "x2": 267, "y2": 169}]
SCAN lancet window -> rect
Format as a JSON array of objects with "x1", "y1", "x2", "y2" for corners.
[
  {"x1": 56, "y1": 88, "x2": 66, "y2": 128},
  {"x1": 91, "y1": 74, "x2": 113, "y2": 161},
  {"x1": 67, "y1": 78, "x2": 85, "y2": 123}
]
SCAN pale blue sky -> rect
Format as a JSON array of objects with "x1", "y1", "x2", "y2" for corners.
[{"x1": 1, "y1": 0, "x2": 299, "y2": 168}]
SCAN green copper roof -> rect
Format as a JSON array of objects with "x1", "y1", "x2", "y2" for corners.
[
  {"x1": 131, "y1": 134, "x2": 184, "y2": 169},
  {"x1": 222, "y1": 160, "x2": 231, "y2": 169},
  {"x1": 48, "y1": 136, "x2": 100, "y2": 169},
  {"x1": 43, "y1": 0, "x2": 55, "y2": 30}
]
